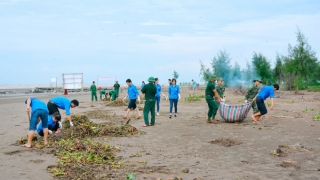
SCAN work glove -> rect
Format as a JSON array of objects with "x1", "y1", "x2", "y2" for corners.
[
  {"x1": 178, "y1": 94, "x2": 181, "y2": 100},
  {"x1": 137, "y1": 96, "x2": 141, "y2": 103},
  {"x1": 123, "y1": 96, "x2": 127, "y2": 101},
  {"x1": 70, "y1": 121, "x2": 74, "y2": 127},
  {"x1": 221, "y1": 98, "x2": 225, "y2": 102},
  {"x1": 245, "y1": 100, "x2": 248, "y2": 103},
  {"x1": 49, "y1": 130, "x2": 53, "y2": 135},
  {"x1": 58, "y1": 121, "x2": 63, "y2": 129}
]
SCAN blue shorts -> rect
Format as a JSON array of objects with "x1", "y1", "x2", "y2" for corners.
[{"x1": 29, "y1": 109, "x2": 48, "y2": 131}]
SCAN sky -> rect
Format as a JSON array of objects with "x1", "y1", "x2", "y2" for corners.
[{"x1": 1, "y1": 0, "x2": 320, "y2": 86}]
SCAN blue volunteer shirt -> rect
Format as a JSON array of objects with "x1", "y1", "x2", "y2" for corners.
[
  {"x1": 25, "y1": 98, "x2": 49, "y2": 114},
  {"x1": 127, "y1": 84, "x2": 139, "y2": 100},
  {"x1": 37, "y1": 115, "x2": 57, "y2": 133},
  {"x1": 50, "y1": 96, "x2": 71, "y2": 115},
  {"x1": 192, "y1": 81, "x2": 197, "y2": 87},
  {"x1": 155, "y1": 84, "x2": 162, "y2": 97},
  {"x1": 257, "y1": 86, "x2": 275, "y2": 100},
  {"x1": 168, "y1": 85, "x2": 180, "y2": 99}
]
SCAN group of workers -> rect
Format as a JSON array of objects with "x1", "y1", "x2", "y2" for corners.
[
  {"x1": 23, "y1": 96, "x2": 79, "y2": 148},
  {"x1": 90, "y1": 81, "x2": 120, "y2": 101},
  {"x1": 204, "y1": 75, "x2": 279, "y2": 125},
  {"x1": 23, "y1": 76, "x2": 279, "y2": 147}
]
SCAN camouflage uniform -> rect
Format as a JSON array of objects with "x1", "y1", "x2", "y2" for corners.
[
  {"x1": 216, "y1": 85, "x2": 225, "y2": 98},
  {"x1": 245, "y1": 85, "x2": 259, "y2": 114}
]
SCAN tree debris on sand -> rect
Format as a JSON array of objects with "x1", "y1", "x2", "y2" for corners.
[
  {"x1": 209, "y1": 138, "x2": 242, "y2": 147},
  {"x1": 14, "y1": 114, "x2": 141, "y2": 179},
  {"x1": 277, "y1": 161, "x2": 300, "y2": 169},
  {"x1": 106, "y1": 99, "x2": 127, "y2": 106}
]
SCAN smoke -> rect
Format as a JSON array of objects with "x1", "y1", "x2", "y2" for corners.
[{"x1": 200, "y1": 59, "x2": 260, "y2": 88}]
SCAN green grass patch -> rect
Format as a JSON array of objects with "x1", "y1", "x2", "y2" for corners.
[
  {"x1": 312, "y1": 113, "x2": 320, "y2": 121},
  {"x1": 184, "y1": 94, "x2": 205, "y2": 102},
  {"x1": 307, "y1": 86, "x2": 320, "y2": 92}
]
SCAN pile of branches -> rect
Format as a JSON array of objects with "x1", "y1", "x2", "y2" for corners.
[{"x1": 14, "y1": 114, "x2": 140, "y2": 179}]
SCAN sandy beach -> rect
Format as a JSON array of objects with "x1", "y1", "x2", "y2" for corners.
[{"x1": 0, "y1": 87, "x2": 319, "y2": 179}]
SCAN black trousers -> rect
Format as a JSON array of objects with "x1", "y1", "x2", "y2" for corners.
[
  {"x1": 47, "y1": 101, "x2": 60, "y2": 115},
  {"x1": 256, "y1": 97, "x2": 267, "y2": 115}
]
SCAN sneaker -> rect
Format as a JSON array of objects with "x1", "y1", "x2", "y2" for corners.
[
  {"x1": 169, "y1": 115, "x2": 172, "y2": 119},
  {"x1": 174, "y1": 114, "x2": 177, "y2": 117},
  {"x1": 157, "y1": 112, "x2": 160, "y2": 116}
]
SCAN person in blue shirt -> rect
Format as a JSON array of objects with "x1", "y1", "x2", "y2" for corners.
[
  {"x1": 37, "y1": 112, "x2": 61, "y2": 137},
  {"x1": 168, "y1": 78, "x2": 181, "y2": 118},
  {"x1": 192, "y1": 79, "x2": 197, "y2": 92},
  {"x1": 47, "y1": 96, "x2": 79, "y2": 127},
  {"x1": 123, "y1": 79, "x2": 142, "y2": 119},
  {"x1": 154, "y1": 78, "x2": 166, "y2": 115},
  {"x1": 23, "y1": 98, "x2": 49, "y2": 148},
  {"x1": 251, "y1": 84, "x2": 280, "y2": 124},
  {"x1": 141, "y1": 81, "x2": 145, "y2": 89}
]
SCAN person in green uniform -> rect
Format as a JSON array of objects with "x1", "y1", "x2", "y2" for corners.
[
  {"x1": 205, "y1": 75, "x2": 221, "y2": 124},
  {"x1": 245, "y1": 78, "x2": 262, "y2": 114},
  {"x1": 141, "y1": 77, "x2": 157, "y2": 127},
  {"x1": 99, "y1": 89, "x2": 107, "y2": 100},
  {"x1": 90, "y1": 81, "x2": 97, "y2": 101},
  {"x1": 113, "y1": 81, "x2": 120, "y2": 97},
  {"x1": 108, "y1": 90, "x2": 118, "y2": 101},
  {"x1": 216, "y1": 78, "x2": 225, "y2": 102}
]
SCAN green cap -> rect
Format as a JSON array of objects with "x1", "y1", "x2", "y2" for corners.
[
  {"x1": 218, "y1": 77, "x2": 223, "y2": 81},
  {"x1": 209, "y1": 74, "x2": 217, "y2": 80},
  {"x1": 116, "y1": 81, "x2": 118, "y2": 83},
  {"x1": 253, "y1": 78, "x2": 262, "y2": 83},
  {"x1": 148, "y1": 76, "x2": 155, "y2": 82}
]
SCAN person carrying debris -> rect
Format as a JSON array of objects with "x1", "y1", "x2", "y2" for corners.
[
  {"x1": 245, "y1": 79, "x2": 262, "y2": 114},
  {"x1": 113, "y1": 81, "x2": 120, "y2": 97},
  {"x1": 216, "y1": 78, "x2": 225, "y2": 102},
  {"x1": 99, "y1": 89, "x2": 107, "y2": 100},
  {"x1": 168, "y1": 78, "x2": 181, "y2": 118},
  {"x1": 141, "y1": 77, "x2": 157, "y2": 127},
  {"x1": 90, "y1": 81, "x2": 97, "y2": 101},
  {"x1": 251, "y1": 84, "x2": 279, "y2": 124},
  {"x1": 37, "y1": 112, "x2": 61, "y2": 137},
  {"x1": 154, "y1": 78, "x2": 167, "y2": 115},
  {"x1": 108, "y1": 90, "x2": 118, "y2": 101},
  {"x1": 205, "y1": 75, "x2": 221, "y2": 124},
  {"x1": 123, "y1": 79, "x2": 142, "y2": 119},
  {"x1": 47, "y1": 96, "x2": 79, "y2": 127},
  {"x1": 23, "y1": 98, "x2": 49, "y2": 148}
]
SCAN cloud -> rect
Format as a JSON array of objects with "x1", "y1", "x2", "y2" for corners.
[
  {"x1": 100, "y1": 21, "x2": 114, "y2": 24},
  {"x1": 139, "y1": 33, "x2": 254, "y2": 54},
  {"x1": 140, "y1": 20, "x2": 173, "y2": 26}
]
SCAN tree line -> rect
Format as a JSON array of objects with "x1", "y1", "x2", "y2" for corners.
[{"x1": 199, "y1": 29, "x2": 319, "y2": 92}]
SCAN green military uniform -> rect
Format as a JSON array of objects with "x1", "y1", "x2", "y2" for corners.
[
  {"x1": 90, "y1": 83, "x2": 97, "y2": 101},
  {"x1": 205, "y1": 75, "x2": 219, "y2": 122},
  {"x1": 113, "y1": 81, "x2": 120, "y2": 97},
  {"x1": 141, "y1": 77, "x2": 157, "y2": 126},
  {"x1": 245, "y1": 79, "x2": 261, "y2": 114},
  {"x1": 108, "y1": 90, "x2": 117, "y2": 101},
  {"x1": 100, "y1": 89, "x2": 106, "y2": 100},
  {"x1": 216, "y1": 84, "x2": 225, "y2": 98}
]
